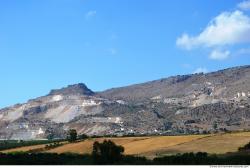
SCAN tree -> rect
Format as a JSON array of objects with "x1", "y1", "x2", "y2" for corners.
[
  {"x1": 213, "y1": 122, "x2": 218, "y2": 130},
  {"x1": 78, "y1": 134, "x2": 88, "y2": 140},
  {"x1": 239, "y1": 141, "x2": 250, "y2": 151},
  {"x1": 47, "y1": 133, "x2": 54, "y2": 140},
  {"x1": 92, "y1": 140, "x2": 124, "y2": 164},
  {"x1": 67, "y1": 129, "x2": 77, "y2": 142}
]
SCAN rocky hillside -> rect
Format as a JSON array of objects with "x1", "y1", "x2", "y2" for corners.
[{"x1": 0, "y1": 65, "x2": 250, "y2": 139}]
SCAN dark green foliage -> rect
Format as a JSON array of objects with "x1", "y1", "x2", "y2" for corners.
[
  {"x1": 90, "y1": 135, "x2": 102, "y2": 138},
  {"x1": 120, "y1": 155, "x2": 151, "y2": 165},
  {"x1": 46, "y1": 133, "x2": 54, "y2": 140},
  {"x1": 153, "y1": 152, "x2": 212, "y2": 165},
  {"x1": 1, "y1": 151, "x2": 250, "y2": 165},
  {"x1": 67, "y1": 129, "x2": 77, "y2": 142},
  {"x1": 0, "y1": 153, "x2": 93, "y2": 165},
  {"x1": 78, "y1": 134, "x2": 88, "y2": 140},
  {"x1": 90, "y1": 134, "x2": 118, "y2": 138},
  {"x1": 92, "y1": 140, "x2": 124, "y2": 164},
  {"x1": 153, "y1": 152, "x2": 250, "y2": 165},
  {"x1": 45, "y1": 142, "x2": 63, "y2": 150},
  {"x1": 0, "y1": 139, "x2": 63, "y2": 151},
  {"x1": 239, "y1": 141, "x2": 250, "y2": 151},
  {"x1": 213, "y1": 122, "x2": 218, "y2": 130}
]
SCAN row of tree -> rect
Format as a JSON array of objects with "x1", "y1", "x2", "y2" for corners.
[{"x1": 67, "y1": 129, "x2": 88, "y2": 142}]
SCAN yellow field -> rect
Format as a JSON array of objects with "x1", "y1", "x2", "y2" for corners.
[
  {"x1": 46, "y1": 135, "x2": 205, "y2": 155},
  {"x1": 155, "y1": 132, "x2": 250, "y2": 157},
  {"x1": 47, "y1": 136, "x2": 150, "y2": 154},
  {"x1": 1, "y1": 144, "x2": 47, "y2": 153},
  {"x1": 2, "y1": 132, "x2": 250, "y2": 158},
  {"x1": 1, "y1": 141, "x2": 68, "y2": 153}
]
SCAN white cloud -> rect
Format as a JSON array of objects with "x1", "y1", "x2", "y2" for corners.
[
  {"x1": 209, "y1": 49, "x2": 230, "y2": 60},
  {"x1": 176, "y1": 10, "x2": 250, "y2": 49},
  {"x1": 85, "y1": 10, "x2": 97, "y2": 19},
  {"x1": 176, "y1": 34, "x2": 195, "y2": 50},
  {"x1": 193, "y1": 67, "x2": 208, "y2": 74},
  {"x1": 238, "y1": 0, "x2": 250, "y2": 11}
]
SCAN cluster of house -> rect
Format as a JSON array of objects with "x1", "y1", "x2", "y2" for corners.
[
  {"x1": 82, "y1": 99, "x2": 101, "y2": 107},
  {"x1": 234, "y1": 92, "x2": 250, "y2": 99}
]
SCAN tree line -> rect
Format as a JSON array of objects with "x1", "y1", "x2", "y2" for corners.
[{"x1": 1, "y1": 129, "x2": 250, "y2": 165}]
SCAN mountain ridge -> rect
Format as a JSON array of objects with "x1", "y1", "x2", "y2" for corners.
[
  {"x1": 98, "y1": 65, "x2": 250, "y2": 93},
  {"x1": 0, "y1": 65, "x2": 250, "y2": 140},
  {"x1": 98, "y1": 65, "x2": 250, "y2": 102},
  {"x1": 48, "y1": 83, "x2": 94, "y2": 96}
]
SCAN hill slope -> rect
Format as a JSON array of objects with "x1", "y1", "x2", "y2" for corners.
[{"x1": 0, "y1": 65, "x2": 250, "y2": 139}]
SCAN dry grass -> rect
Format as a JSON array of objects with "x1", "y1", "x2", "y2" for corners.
[
  {"x1": 120, "y1": 135, "x2": 205, "y2": 155},
  {"x1": 1, "y1": 144, "x2": 47, "y2": 153},
  {"x1": 2, "y1": 132, "x2": 250, "y2": 158},
  {"x1": 46, "y1": 137, "x2": 150, "y2": 154},
  {"x1": 155, "y1": 132, "x2": 250, "y2": 157},
  {"x1": 46, "y1": 135, "x2": 206, "y2": 156},
  {"x1": 1, "y1": 141, "x2": 68, "y2": 153}
]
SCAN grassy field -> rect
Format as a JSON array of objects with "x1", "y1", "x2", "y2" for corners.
[
  {"x1": 153, "y1": 132, "x2": 250, "y2": 157},
  {"x1": 0, "y1": 135, "x2": 207, "y2": 157},
  {"x1": 1, "y1": 132, "x2": 250, "y2": 158},
  {"x1": 0, "y1": 141, "x2": 68, "y2": 153},
  {"x1": 46, "y1": 135, "x2": 205, "y2": 155},
  {"x1": 1, "y1": 144, "x2": 48, "y2": 153},
  {"x1": 0, "y1": 139, "x2": 64, "y2": 151}
]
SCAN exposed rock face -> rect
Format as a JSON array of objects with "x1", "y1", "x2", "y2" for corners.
[{"x1": 0, "y1": 65, "x2": 250, "y2": 139}]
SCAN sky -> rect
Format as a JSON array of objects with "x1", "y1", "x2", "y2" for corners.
[{"x1": 0, "y1": 0, "x2": 250, "y2": 108}]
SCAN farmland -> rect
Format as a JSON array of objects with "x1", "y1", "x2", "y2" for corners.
[
  {"x1": 46, "y1": 135, "x2": 206, "y2": 157},
  {"x1": 2, "y1": 132, "x2": 250, "y2": 158},
  {"x1": 1, "y1": 132, "x2": 250, "y2": 158}
]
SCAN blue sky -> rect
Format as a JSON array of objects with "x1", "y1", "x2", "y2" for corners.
[{"x1": 0, "y1": 0, "x2": 250, "y2": 108}]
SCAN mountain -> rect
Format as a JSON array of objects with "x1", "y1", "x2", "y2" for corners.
[
  {"x1": 48, "y1": 83, "x2": 94, "y2": 96},
  {"x1": 0, "y1": 65, "x2": 250, "y2": 140}
]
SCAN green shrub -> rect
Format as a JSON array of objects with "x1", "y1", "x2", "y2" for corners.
[
  {"x1": 92, "y1": 140, "x2": 124, "y2": 164},
  {"x1": 239, "y1": 141, "x2": 250, "y2": 151},
  {"x1": 67, "y1": 129, "x2": 77, "y2": 142}
]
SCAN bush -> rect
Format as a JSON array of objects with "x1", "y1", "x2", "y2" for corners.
[
  {"x1": 92, "y1": 140, "x2": 124, "y2": 164},
  {"x1": 78, "y1": 134, "x2": 88, "y2": 140},
  {"x1": 67, "y1": 129, "x2": 77, "y2": 142},
  {"x1": 239, "y1": 141, "x2": 250, "y2": 151},
  {"x1": 45, "y1": 142, "x2": 62, "y2": 150}
]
